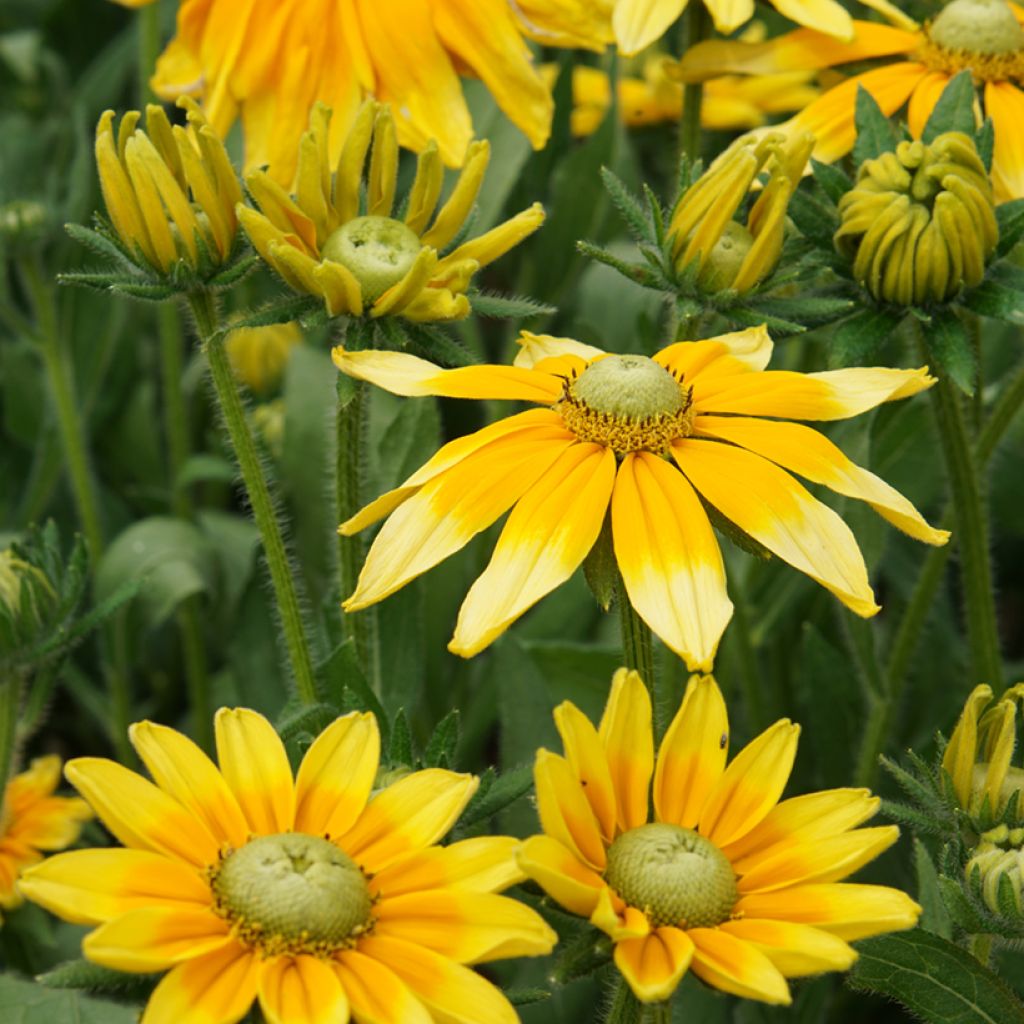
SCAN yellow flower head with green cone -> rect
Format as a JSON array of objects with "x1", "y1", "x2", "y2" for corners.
[
  {"x1": 238, "y1": 101, "x2": 545, "y2": 324},
  {"x1": 333, "y1": 326, "x2": 948, "y2": 668},
  {"x1": 943, "y1": 683, "x2": 1024, "y2": 822},
  {"x1": 674, "y1": 0, "x2": 1024, "y2": 202},
  {"x1": 20, "y1": 708, "x2": 555, "y2": 1024},
  {"x1": 669, "y1": 131, "x2": 814, "y2": 295},
  {"x1": 518, "y1": 670, "x2": 921, "y2": 1004},
  {"x1": 0, "y1": 757, "x2": 91, "y2": 915},
  {"x1": 95, "y1": 99, "x2": 242, "y2": 277}
]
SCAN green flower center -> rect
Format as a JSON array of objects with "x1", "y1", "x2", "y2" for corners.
[
  {"x1": 210, "y1": 833, "x2": 373, "y2": 955},
  {"x1": 560, "y1": 355, "x2": 693, "y2": 455},
  {"x1": 929, "y1": 0, "x2": 1024, "y2": 55},
  {"x1": 321, "y1": 215, "x2": 421, "y2": 301},
  {"x1": 697, "y1": 221, "x2": 754, "y2": 293},
  {"x1": 603, "y1": 823, "x2": 738, "y2": 928}
]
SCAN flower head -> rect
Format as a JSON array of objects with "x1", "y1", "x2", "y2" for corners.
[
  {"x1": 518, "y1": 670, "x2": 920, "y2": 1003},
  {"x1": 21, "y1": 708, "x2": 555, "y2": 1023},
  {"x1": 1, "y1": 757, "x2": 90, "y2": 914},
  {"x1": 332, "y1": 326, "x2": 947, "y2": 667},
  {"x1": 943, "y1": 683, "x2": 1024, "y2": 823},
  {"x1": 226, "y1": 322, "x2": 301, "y2": 397},
  {"x1": 239, "y1": 102, "x2": 544, "y2": 323},
  {"x1": 95, "y1": 100, "x2": 242, "y2": 278}
]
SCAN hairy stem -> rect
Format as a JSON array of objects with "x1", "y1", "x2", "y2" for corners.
[
  {"x1": 678, "y1": 3, "x2": 709, "y2": 164},
  {"x1": 604, "y1": 977, "x2": 644, "y2": 1024},
  {"x1": 0, "y1": 674, "x2": 22, "y2": 818},
  {"x1": 617, "y1": 575, "x2": 655, "y2": 694}
]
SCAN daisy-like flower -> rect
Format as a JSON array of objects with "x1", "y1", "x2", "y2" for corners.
[
  {"x1": 518, "y1": 669, "x2": 921, "y2": 1004},
  {"x1": 1, "y1": 757, "x2": 90, "y2": 915},
  {"x1": 332, "y1": 326, "x2": 948, "y2": 668},
  {"x1": 675, "y1": 0, "x2": 1024, "y2": 201},
  {"x1": 21, "y1": 709, "x2": 555, "y2": 1024},
  {"x1": 238, "y1": 101, "x2": 544, "y2": 324},
  {"x1": 111, "y1": 0, "x2": 552, "y2": 183}
]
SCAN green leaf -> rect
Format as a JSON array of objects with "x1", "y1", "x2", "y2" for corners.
[
  {"x1": 914, "y1": 839, "x2": 953, "y2": 938},
  {"x1": 316, "y1": 639, "x2": 387, "y2": 728},
  {"x1": 423, "y1": 709, "x2": 460, "y2": 768},
  {"x1": 787, "y1": 186, "x2": 840, "y2": 247},
  {"x1": 925, "y1": 308, "x2": 976, "y2": 394},
  {"x1": 29, "y1": 576, "x2": 142, "y2": 660},
  {"x1": 217, "y1": 295, "x2": 322, "y2": 336},
  {"x1": 962, "y1": 264, "x2": 1024, "y2": 324},
  {"x1": 63, "y1": 222, "x2": 137, "y2": 270},
  {"x1": 506, "y1": 988, "x2": 552, "y2": 1007},
  {"x1": 468, "y1": 292, "x2": 557, "y2": 319},
  {"x1": 600, "y1": 166, "x2": 654, "y2": 244},
  {"x1": 853, "y1": 85, "x2": 898, "y2": 165},
  {"x1": 828, "y1": 306, "x2": 904, "y2": 367},
  {"x1": 848, "y1": 928, "x2": 1024, "y2": 1024},
  {"x1": 389, "y1": 708, "x2": 414, "y2": 767},
  {"x1": 37, "y1": 959, "x2": 157, "y2": 1000},
  {"x1": 976, "y1": 117, "x2": 994, "y2": 172},
  {"x1": 996, "y1": 198, "x2": 1024, "y2": 256},
  {"x1": 922, "y1": 70, "x2": 977, "y2": 143},
  {"x1": 744, "y1": 295, "x2": 856, "y2": 330},
  {"x1": 575, "y1": 240, "x2": 664, "y2": 288},
  {"x1": 175, "y1": 453, "x2": 236, "y2": 489},
  {"x1": 459, "y1": 763, "x2": 534, "y2": 828},
  {"x1": 0, "y1": 972, "x2": 138, "y2": 1024},
  {"x1": 811, "y1": 158, "x2": 853, "y2": 205}
]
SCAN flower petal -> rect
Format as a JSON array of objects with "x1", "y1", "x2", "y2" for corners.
[
  {"x1": 129, "y1": 721, "x2": 249, "y2": 850},
  {"x1": 986, "y1": 81, "x2": 1024, "y2": 203},
  {"x1": 718, "y1": 919, "x2": 857, "y2": 977},
  {"x1": 339, "y1": 769, "x2": 477, "y2": 873},
  {"x1": 258, "y1": 955, "x2": 349, "y2": 1024},
  {"x1": 534, "y1": 750, "x2": 607, "y2": 870},
  {"x1": 673, "y1": 439, "x2": 878, "y2": 618},
  {"x1": 614, "y1": 928, "x2": 695, "y2": 1003},
  {"x1": 333, "y1": 949, "x2": 431, "y2": 1024},
  {"x1": 612, "y1": 453, "x2": 733, "y2": 673},
  {"x1": 554, "y1": 700, "x2": 618, "y2": 843},
  {"x1": 654, "y1": 326, "x2": 773, "y2": 376},
  {"x1": 735, "y1": 882, "x2": 921, "y2": 940},
  {"x1": 371, "y1": 836, "x2": 525, "y2": 898},
  {"x1": 694, "y1": 416, "x2": 948, "y2": 545},
  {"x1": 769, "y1": 0, "x2": 853, "y2": 39},
  {"x1": 599, "y1": 668, "x2": 655, "y2": 833},
  {"x1": 654, "y1": 674, "x2": 729, "y2": 829},
  {"x1": 18, "y1": 848, "x2": 211, "y2": 925},
  {"x1": 591, "y1": 884, "x2": 651, "y2": 940},
  {"x1": 907, "y1": 72, "x2": 953, "y2": 140},
  {"x1": 293, "y1": 712, "x2": 380, "y2": 839},
  {"x1": 450, "y1": 443, "x2": 615, "y2": 657},
  {"x1": 214, "y1": 708, "x2": 295, "y2": 836},
  {"x1": 84, "y1": 906, "x2": 231, "y2": 971},
  {"x1": 941, "y1": 683, "x2": 991, "y2": 808},
  {"x1": 360, "y1": 935, "x2": 520, "y2": 1024},
  {"x1": 513, "y1": 331, "x2": 605, "y2": 368},
  {"x1": 698, "y1": 720, "x2": 800, "y2": 847},
  {"x1": 688, "y1": 928, "x2": 791, "y2": 1004},
  {"x1": 64, "y1": 758, "x2": 219, "y2": 867},
  {"x1": 516, "y1": 834, "x2": 605, "y2": 917},
  {"x1": 141, "y1": 943, "x2": 258, "y2": 1024},
  {"x1": 373, "y1": 890, "x2": 556, "y2": 963},
  {"x1": 613, "y1": 0, "x2": 689, "y2": 56},
  {"x1": 704, "y1": 0, "x2": 756, "y2": 35}
]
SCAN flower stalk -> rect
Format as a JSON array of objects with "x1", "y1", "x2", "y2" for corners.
[
  {"x1": 616, "y1": 573, "x2": 654, "y2": 689},
  {"x1": 678, "y1": 2, "x2": 710, "y2": 162},
  {"x1": 187, "y1": 289, "x2": 318, "y2": 705},
  {"x1": 0, "y1": 674, "x2": 21, "y2": 820},
  {"x1": 605, "y1": 977, "x2": 644, "y2": 1024}
]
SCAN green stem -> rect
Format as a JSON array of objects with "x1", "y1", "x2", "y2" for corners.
[
  {"x1": 137, "y1": 1, "x2": 161, "y2": 105},
  {"x1": 160, "y1": 303, "x2": 191, "y2": 519},
  {"x1": 648, "y1": 1002, "x2": 673, "y2": 1024},
  {"x1": 678, "y1": 3, "x2": 710, "y2": 164},
  {"x1": 729, "y1": 576, "x2": 766, "y2": 732},
  {"x1": 604, "y1": 977, "x2": 644, "y2": 1024},
  {"x1": 617, "y1": 575, "x2": 655, "y2": 690},
  {"x1": 0, "y1": 674, "x2": 22, "y2": 816},
  {"x1": 188, "y1": 290, "x2": 318, "y2": 706}
]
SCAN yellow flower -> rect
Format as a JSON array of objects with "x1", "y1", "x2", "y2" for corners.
[
  {"x1": 1, "y1": 757, "x2": 90, "y2": 913},
  {"x1": 123, "y1": 0, "x2": 552, "y2": 184},
  {"x1": 543, "y1": 59, "x2": 819, "y2": 137},
  {"x1": 943, "y1": 683, "x2": 1024, "y2": 819},
  {"x1": 95, "y1": 100, "x2": 241, "y2": 275},
  {"x1": 675, "y1": 0, "x2": 1024, "y2": 202},
  {"x1": 21, "y1": 709, "x2": 555, "y2": 1023},
  {"x1": 515, "y1": 0, "x2": 854, "y2": 57},
  {"x1": 226, "y1": 322, "x2": 301, "y2": 396},
  {"x1": 238, "y1": 101, "x2": 544, "y2": 323},
  {"x1": 332, "y1": 327, "x2": 948, "y2": 667},
  {"x1": 518, "y1": 670, "x2": 920, "y2": 1003}
]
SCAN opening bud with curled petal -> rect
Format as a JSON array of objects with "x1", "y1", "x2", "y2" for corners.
[
  {"x1": 966, "y1": 825, "x2": 1024, "y2": 920},
  {"x1": 835, "y1": 132, "x2": 997, "y2": 306}
]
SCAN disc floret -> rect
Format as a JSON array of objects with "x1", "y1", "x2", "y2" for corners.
[
  {"x1": 920, "y1": 0, "x2": 1024, "y2": 80},
  {"x1": 210, "y1": 833, "x2": 374, "y2": 957},
  {"x1": 321, "y1": 216, "x2": 422, "y2": 301},
  {"x1": 604, "y1": 823, "x2": 738, "y2": 928}
]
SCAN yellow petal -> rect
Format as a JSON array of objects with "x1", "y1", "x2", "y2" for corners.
[
  {"x1": 736, "y1": 882, "x2": 921, "y2": 940},
  {"x1": 295, "y1": 134, "x2": 331, "y2": 248},
  {"x1": 141, "y1": 944, "x2": 259, "y2": 1024},
  {"x1": 258, "y1": 955, "x2": 349, "y2": 1024},
  {"x1": 246, "y1": 171, "x2": 318, "y2": 253},
  {"x1": 673, "y1": 439, "x2": 879, "y2": 617},
  {"x1": 333, "y1": 949, "x2": 431, "y2": 1024},
  {"x1": 293, "y1": 712, "x2": 380, "y2": 839},
  {"x1": 373, "y1": 890, "x2": 557, "y2": 963},
  {"x1": 371, "y1": 836, "x2": 525, "y2": 898},
  {"x1": 654, "y1": 674, "x2": 729, "y2": 829},
  {"x1": 534, "y1": 749, "x2": 608, "y2": 870},
  {"x1": 591, "y1": 884, "x2": 651, "y2": 940},
  {"x1": 95, "y1": 111, "x2": 155, "y2": 266},
  {"x1": 335, "y1": 101, "x2": 378, "y2": 224},
  {"x1": 421, "y1": 140, "x2": 490, "y2": 249},
  {"x1": 554, "y1": 700, "x2": 618, "y2": 842},
  {"x1": 941, "y1": 684, "x2": 991, "y2": 807},
  {"x1": 694, "y1": 415, "x2": 949, "y2": 545},
  {"x1": 174, "y1": 125, "x2": 231, "y2": 257},
  {"x1": 514, "y1": 331, "x2": 605, "y2": 368},
  {"x1": 128, "y1": 132, "x2": 200, "y2": 263},
  {"x1": 83, "y1": 906, "x2": 231, "y2": 972},
  {"x1": 65, "y1": 758, "x2": 219, "y2": 867},
  {"x1": 18, "y1": 848, "x2": 210, "y2": 925},
  {"x1": 599, "y1": 668, "x2": 654, "y2": 833},
  {"x1": 123, "y1": 136, "x2": 178, "y2": 271},
  {"x1": 368, "y1": 106, "x2": 399, "y2": 217},
  {"x1": 908, "y1": 72, "x2": 953, "y2": 141},
  {"x1": 405, "y1": 142, "x2": 444, "y2": 235},
  {"x1": 370, "y1": 247, "x2": 438, "y2": 318},
  {"x1": 236, "y1": 205, "x2": 291, "y2": 266},
  {"x1": 655, "y1": 325, "x2": 772, "y2": 379},
  {"x1": 698, "y1": 719, "x2": 800, "y2": 847},
  {"x1": 339, "y1": 769, "x2": 477, "y2": 873},
  {"x1": 703, "y1": 0, "x2": 756, "y2": 35},
  {"x1": 611, "y1": 452, "x2": 733, "y2": 672},
  {"x1": 516, "y1": 834, "x2": 605, "y2": 917},
  {"x1": 330, "y1": 347, "x2": 563, "y2": 403},
  {"x1": 440, "y1": 202, "x2": 545, "y2": 271},
  {"x1": 314, "y1": 260, "x2": 365, "y2": 317},
  {"x1": 613, "y1": 0, "x2": 688, "y2": 56},
  {"x1": 689, "y1": 928, "x2": 791, "y2": 1004},
  {"x1": 128, "y1": 720, "x2": 249, "y2": 850},
  {"x1": 400, "y1": 287, "x2": 472, "y2": 322},
  {"x1": 986, "y1": 81, "x2": 1024, "y2": 203},
  {"x1": 450, "y1": 443, "x2": 616, "y2": 657},
  {"x1": 718, "y1": 919, "x2": 857, "y2": 977},
  {"x1": 768, "y1": 0, "x2": 853, "y2": 39},
  {"x1": 266, "y1": 241, "x2": 324, "y2": 297},
  {"x1": 614, "y1": 928, "x2": 695, "y2": 1002},
  {"x1": 214, "y1": 708, "x2": 295, "y2": 836}
]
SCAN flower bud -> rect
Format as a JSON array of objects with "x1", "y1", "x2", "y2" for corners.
[
  {"x1": 966, "y1": 825, "x2": 1024, "y2": 919},
  {"x1": 0, "y1": 548, "x2": 57, "y2": 657},
  {"x1": 835, "y1": 132, "x2": 997, "y2": 305}
]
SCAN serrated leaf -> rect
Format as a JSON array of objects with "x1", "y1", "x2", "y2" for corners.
[
  {"x1": 459, "y1": 763, "x2": 534, "y2": 828},
  {"x1": 600, "y1": 166, "x2": 653, "y2": 244},
  {"x1": 468, "y1": 292, "x2": 557, "y2": 319},
  {"x1": 63, "y1": 222, "x2": 138, "y2": 270},
  {"x1": 506, "y1": 988, "x2": 551, "y2": 1007},
  {"x1": 828, "y1": 306, "x2": 903, "y2": 367},
  {"x1": 938, "y1": 875, "x2": 989, "y2": 931},
  {"x1": 404, "y1": 323, "x2": 475, "y2": 367},
  {"x1": 853, "y1": 85, "x2": 898, "y2": 165},
  {"x1": 787, "y1": 186, "x2": 840, "y2": 247},
  {"x1": 29, "y1": 576, "x2": 142, "y2": 660},
  {"x1": 726, "y1": 306, "x2": 805, "y2": 335},
  {"x1": 745, "y1": 295, "x2": 856, "y2": 331},
  {"x1": 389, "y1": 708, "x2": 414, "y2": 767},
  {"x1": 925, "y1": 308, "x2": 976, "y2": 394},
  {"x1": 206, "y1": 252, "x2": 258, "y2": 289},
  {"x1": 962, "y1": 271, "x2": 1024, "y2": 325},
  {"x1": 218, "y1": 295, "x2": 323, "y2": 336},
  {"x1": 976, "y1": 117, "x2": 994, "y2": 172},
  {"x1": 423, "y1": 709, "x2": 460, "y2": 769},
  {"x1": 922, "y1": 70, "x2": 978, "y2": 143},
  {"x1": 316, "y1": 639, "x2": 387, "y2": 728},
  {"x1": 848, "y1": 928, "x2": 1024, "y2": 1024},
  {"x1": 576, "y1": 240, "x2": 664, "y2": 288},
  {"x1": 642, "y1": 182, "x2": 667, "y2": 248},
  {"x1": 811, "y1": 158, "x2": 853, "y2": 204}
]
